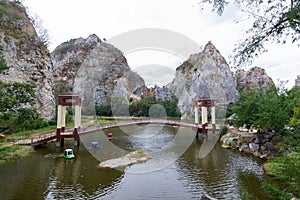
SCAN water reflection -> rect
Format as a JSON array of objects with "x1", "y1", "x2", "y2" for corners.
[
  {"x1": 0, "y1": 144, "x2": 124, "y2": 200},
  {"x1": 0, "y1": 126, "x2": 271, "y2": 200},
  {"x1": 176, "y1": 138, "x2": 268, "y2": 199}
]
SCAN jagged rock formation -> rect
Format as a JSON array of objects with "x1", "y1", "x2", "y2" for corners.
[
  {"x1": 169, "y1": 42, "x2": 237, "y2": 118},
  {"x1": 0, "y1": 1, "x2": 55, "y2": 120},
  {"x1": 295, "y1": 75, "x2": 300, "y2": 87},
  {"x1": 154, "y1": 85, "x2": 175, "y2": 101},
  {"x1": 51, "y1": 34, "x2": 145, "y2": 112},
  {"x1": 235, "y1": 67, "x2": 274, "y2": 90}
]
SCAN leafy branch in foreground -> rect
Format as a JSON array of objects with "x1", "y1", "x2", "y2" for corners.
[{"x1": 199, "y1": 0, "x2": 300, "y2": 67}]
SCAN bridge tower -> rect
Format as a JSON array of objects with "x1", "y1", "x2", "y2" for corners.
[
  {"x1": 194, "y1": 98, "x2": 216, "y2": 133},
  {"x1": 56, "y1": 94, "x2": 82, "y2": 147}
]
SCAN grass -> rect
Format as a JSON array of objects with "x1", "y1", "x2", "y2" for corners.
[
  {"x1": 263, "y1": 148, "x2": 300, "y2": 199},
  {"x1": 0, "y1": 115, "x2": 96, "y2": 165},
  {"x1": 128, "y1": 150, "x2": 147, "y2": 159},
  {"x1": 0, "y1": 145, "x2": 33, "y2": 165}
]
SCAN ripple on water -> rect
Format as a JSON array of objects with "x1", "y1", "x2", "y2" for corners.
[
  {"x1": 128, "y1": 125, "x2": 174, "y2": 153},
  {"x1": 175, "y1": 142, "x2": 265, "y2": 199}
]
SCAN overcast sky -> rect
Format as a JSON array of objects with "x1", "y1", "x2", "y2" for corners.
[{"x1": 22, "y1": 0, "x2": 299, "y2": 89}]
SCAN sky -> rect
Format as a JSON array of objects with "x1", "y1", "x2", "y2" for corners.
[{"x1": 22, "y1": 0, "x2": 300, "y2": 89}]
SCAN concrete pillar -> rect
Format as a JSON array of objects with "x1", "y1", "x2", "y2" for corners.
[
  {"x1": 211, "y1": 106, "x2": 216, "y2": 131},
  {"x1": 79, "y1": 106, "x2": 81, "y2": 127},
  {"x1": 194, "y1": 106, "x2": 199, "y2": 124},
  {"x1": 211, "y1": 106, "x2": 216, "y2": 124},
  {"x1": 57, "y1": 105, "x2": 62, "y2": 129},
  {"x1": 201, "y1": 106, "x2": 208, "y2": 134},
  {"x1": 202, "y1": 106, "x2": 208, "y2": 124},
  {"x1": 74, "y1": 105, "x2": 81, "y2": 128},
  {"x1": 56, "y1": 105, "x2": 62, "y2": 147},
  {"x1": 204, "y1": 107, "x2": 208, "y2": 124},
  {"x1": 61, "y1": 106, "x2": 66, "y2": 132}
]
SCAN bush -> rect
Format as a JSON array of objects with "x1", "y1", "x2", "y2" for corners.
[
  {"x1": 220, "y1": 125, "x2": 229, "y2": 136},
  {"x1": 264, "y1": 146, "x2": 300, "y2": 198},
  {"x1": 0, "y1": 108, "x2": 48, "y2": 134}
]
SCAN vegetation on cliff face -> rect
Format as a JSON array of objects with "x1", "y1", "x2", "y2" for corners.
[
  {"x1": 0, "y1": 45, "x2": 9, "y2": 73},
  {"x1": 0, "y1": 0, "x2": 24, "y2": 40},
  {"x1": 0, "y1": 38, "x2": 48, "y2": 134}
]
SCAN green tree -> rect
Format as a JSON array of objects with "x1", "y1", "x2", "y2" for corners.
[
  {"x1": 0, "y1": 45, "x2": 9, "y2": 73},
  {"x1": 200, "y1": 0, "x2": 300, "y2": 66},
  {"x1": 0, "y1": 81, "x2": 35, "y2": 112},
  {"x1": 288, "y1": 86, "x2": 300, "y2": 129},
  {"x1": 232, "y1": 85, "x2": 292, "y2": 132}
]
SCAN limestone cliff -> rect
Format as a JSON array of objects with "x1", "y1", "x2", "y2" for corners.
[
  {"x1": 0, "y1": 0, "x2": 55, "y2": 120},
  {"x1": 235, "y1": 67, "x2": 274, "y2": 90},
  {"x1": 51, "y1": 34, "x2": 145, "y2": 111},
  {"x1": 170, "y1": 42, "x2": 237, "y2": 118}
]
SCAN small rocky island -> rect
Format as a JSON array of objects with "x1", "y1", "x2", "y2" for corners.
[{"x1": 98, "y1": 150, "x2": 150, "y2": 169}]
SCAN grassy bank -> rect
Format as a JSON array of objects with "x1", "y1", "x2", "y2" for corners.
[
  {"x1": 0, "y1": 145, "x2": 33, "y2": 165},
  {"x1": 263, "y1": 145, "x2": 300, "y2": 199},
  {"x1": 0, "y1": 115, "x2": 96, "y2": 165}
]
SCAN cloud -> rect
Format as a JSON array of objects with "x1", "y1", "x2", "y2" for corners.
[{"x1": 22, "y1": 0, "x2": 299, "y2": 88}]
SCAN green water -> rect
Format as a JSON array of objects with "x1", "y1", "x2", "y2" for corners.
[{"x1": 0, "y1": 125, "x2": 271, "y2": 199}]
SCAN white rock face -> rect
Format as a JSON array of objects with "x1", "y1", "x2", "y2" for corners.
[
  {"x1": 169, "y1": 42, "x2": 237, "y2": 118},
  {"x1": 0, "y1": 2, "x2": 55, "y2": 120},
  {"x1": 51, "y1": 34, "x2": 145, "y2": 112}
]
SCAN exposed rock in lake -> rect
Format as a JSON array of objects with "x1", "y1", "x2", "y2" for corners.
[
  {"x1": 51, "y1": 34, "x2": 145, "y2": 112},
  {"x1": 169, "y1": 42, "x2": 237, "y2": 118},
  {"x1": 235, "y1": 67, "x2": 274, "y2": 90},
  {"x1": 98, "y1": 150, "x2": 150, "y2": 169},
  {"x1": 0, "y1": 1, "x2": 55, "y2": 120}
]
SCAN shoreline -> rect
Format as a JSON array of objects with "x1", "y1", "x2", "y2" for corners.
[{"x1": 220, "y1": 127, "x2": 282, "y2": 160}]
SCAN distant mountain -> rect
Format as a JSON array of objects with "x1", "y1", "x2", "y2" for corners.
[
  {"x1": 51, "y1": 34, "x2": 145, "y2": 112},
  {"x1": 235, "y1": 67, "x2": 274, "y2": 90},
  {"x1": 0, "y1": 0, "x2": 55, "y2": 120}
]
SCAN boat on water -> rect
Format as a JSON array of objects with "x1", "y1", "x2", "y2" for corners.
[
  {"x1": 62, "y1": 149, "x2": 75, "y2": 159},
  {"x1": 108, "y1": 133, "x2": 113, "y2": 141}
]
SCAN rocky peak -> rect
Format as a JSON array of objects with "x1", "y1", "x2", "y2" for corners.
[
  {"x1": 235, "y1": 67, "x2": 274, "y2": 90},
  {"x1": 170, "y1": 42, "x2": 237, "y2": 118},
  {"x1": 0, "y1": 0, "x2": 55, "y2": 120},
  {"x1": 51, "y1": 34, "x2": 145, "y2": 112}
]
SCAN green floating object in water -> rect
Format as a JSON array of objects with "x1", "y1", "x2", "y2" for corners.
[{"x1": 62, "y1": 149, "x2": 75, "y2": 159}]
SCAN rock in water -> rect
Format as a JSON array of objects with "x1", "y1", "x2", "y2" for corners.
[{"x1": 98, "y1": 150, "x2": 150, "y2": 169}]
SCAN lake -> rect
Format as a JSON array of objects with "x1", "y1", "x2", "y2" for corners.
[{"x1": 0, "y1": 125, "x2": 271, "y2": 199}]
